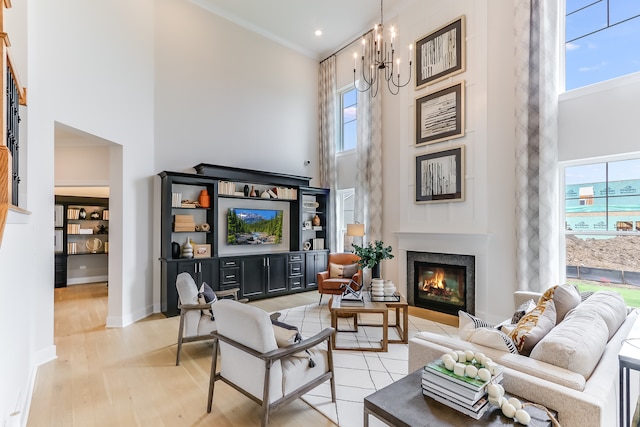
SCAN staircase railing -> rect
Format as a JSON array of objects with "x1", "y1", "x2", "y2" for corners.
[{"x1": 1, "y1": 0, "x2": 28, "y2": 247}]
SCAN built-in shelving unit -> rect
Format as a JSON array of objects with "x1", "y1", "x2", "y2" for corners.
[
  {"x1": 54, "y1": 196, "x2": 109, "y2": 287},
  {"x1": 158, "y1": 164, "x2": 331, "y2": 317}
]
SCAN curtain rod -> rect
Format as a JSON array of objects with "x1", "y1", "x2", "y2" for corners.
[{"x1": 320, "y1": 28, "x2": 374, "y2": 64}]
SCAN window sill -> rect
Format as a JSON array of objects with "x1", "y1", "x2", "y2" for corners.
[{"x1": 7, "y1": 204, "x2": 31, "y2": 224}]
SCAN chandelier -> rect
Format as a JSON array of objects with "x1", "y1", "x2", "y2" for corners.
[{"x1": 353, "y1": 0, "x2": 412, "y2": 98}]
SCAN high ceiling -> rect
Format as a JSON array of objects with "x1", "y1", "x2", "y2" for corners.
[{"x1": 189, "y1": 0, "x2": 416, "y2": 59}]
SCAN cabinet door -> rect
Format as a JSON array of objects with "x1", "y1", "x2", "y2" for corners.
[
  {"x1": 305, "y1": 251, "x2": 327, "y2": 289},
  {"x1": 162, "y1": 259, "x2": 218, "y2": 317},
  {"x1": 266, "y1": 255, "x2": 287, "y2": 293},
  {"x1": 241, "y1": 256, "x2": 266, "y2": 298},
  {"x1": 176, "y1": 259, "x2": 216, "y2": 288}
]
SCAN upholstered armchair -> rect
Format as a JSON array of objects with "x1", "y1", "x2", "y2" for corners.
[
  {"x1": 207, "y1": 299, "x2": 336, "y2": 427},
  {"x1": 174, "y1": 272, "x2": 246, "y2": 366},
  {"x1": 317, "y1": 253, "x2": 362, "y2": 304}
]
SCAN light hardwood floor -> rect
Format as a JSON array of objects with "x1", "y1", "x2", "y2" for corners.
[{"x1": 27, "y1": 284, "x2": 336, "y2": 427}]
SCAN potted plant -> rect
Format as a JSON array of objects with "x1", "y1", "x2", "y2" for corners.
[{"x1": 353, "y1": 240, "x2": 394, "y2": 279}]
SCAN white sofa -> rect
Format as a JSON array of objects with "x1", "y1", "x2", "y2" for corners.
[{"x1": 408, "y1": 289, "x2": 638, "y2": 427}]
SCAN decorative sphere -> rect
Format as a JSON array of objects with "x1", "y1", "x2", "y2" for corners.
[
  {"x1": 475, "y1": 352, "x2": 486, "y2": 365},
  {"x1": 508, "y1": 397, "x2": 523, "y2": 410},
  {"x1": 515, "y1": 409, "x2": 531, "y2": 425},
  {"x1": 448, "y1": 351, "x2": 459, "y2": 362},
  {"x1": 444, "y1": 358, "x2": 455, "y2": 371},
  {"x1": 464, "y1": 365, "x2": 478, "y2": 378},
  {"x1": 464, "y1": 350, "x2": 475, "y2": 362},
  {"x1": 487, "y1": 384, "x2": 502, "y2": 398},
  {"x1": 501, "y1": 402, "x2": 517, "y2": 418},
  {"x1": 477, "y1": 368, "x2": 491, "y2": 382}
]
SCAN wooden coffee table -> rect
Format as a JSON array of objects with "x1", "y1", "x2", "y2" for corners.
[
  {"x1": 329, "y1": 293, "x2": 408, "y2": 352},
  {"x1": 364, "y1": 370, "x2": 557, "y2": 427}
]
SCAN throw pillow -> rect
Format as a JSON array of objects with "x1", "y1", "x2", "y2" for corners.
[
  {"x1": 466, "y1": 327, "x2": 519, "y2": 354},
  {"x1": 509, "y1": 299, "x2": 556, "y2": 355},
  {"x1": 271, "y1": 319, "x2": 315, "y2": 367},
  {"x1": 538, "y1": 284, "x2": 581, "y2": 324},
  {"x1": 458, "y1": 310, "x2": 494, "y2": 341},
  {"x1": 272, "y1": 319, "x2": 302, "y2": 347},
  {"x1": 511, "y1": 299, "x2": 537, "y2": 324},
  {"x1": 342, "y1": 263, "x2": 359, "y2": 279},
  {"x1": 329, "y1": 262, "x2": 345, "y2": 278},
  {"x1": 198, "y1": 282, "x2": 217, "y2": 320}
]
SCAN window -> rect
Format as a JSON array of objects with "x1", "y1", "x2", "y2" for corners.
[
  {"x1": 335, "y1": 188, "x2": 355, "y2": 252},
  {"x1": 338, "y1": 87, "x2": 357, "y2": 153},
  {"x1": 565, "y1": 0, "x2": 640, "y2": 91},
  {"x1": 563, "y1": 157, "x2": 640, "y2": 303}
]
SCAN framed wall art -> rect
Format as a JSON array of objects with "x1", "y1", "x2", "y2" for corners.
[
  {"x1": 415, "y1": 81, "x2": 464, "y2": 146},
  {"x1": 415, "y1": 15, "x2": 466, "y2": 89},
  {"x1": 415, "y1": 145, "x2": 465, "y2": 204}
]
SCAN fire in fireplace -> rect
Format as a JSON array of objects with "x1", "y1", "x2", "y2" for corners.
[{"x1": 407, "y1": 251, "x2": 475, "y2": 316}]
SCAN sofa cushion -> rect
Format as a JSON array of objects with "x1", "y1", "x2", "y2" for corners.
[
  {"x1": 571, "y1": 290, "x2": 627, "y2": 340},
  {"x1": 538, "y1": 284, "x2": 581, "y2": 324},
  {"x1": 466, "y1": 327, "x2": 519, "y2": 354},
  {"x1": 511, "y1": 299, "x2": 536, "y2": 324},
  {"x1": 509, "y1": 299, "x2": 556, "y2": 355},
  {"x1": 458, "y1": 311, "x2": 493, "y2": 340},
  {"x1": 529, "y1": 308, "x2": 609, "y2": 379}
]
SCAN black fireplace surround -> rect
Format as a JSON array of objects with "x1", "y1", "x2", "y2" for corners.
[{"x1": 407, "y1": 251, "x2": 475, "y2": 316}]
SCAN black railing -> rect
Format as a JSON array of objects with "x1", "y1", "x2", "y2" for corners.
[{"x1": 7, "y1": 65, "x2": 20, "y2": 206}]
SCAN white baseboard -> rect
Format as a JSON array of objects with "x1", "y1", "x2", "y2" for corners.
[
  {"x1": 14, "y1": 345, "x2": 57, "y2": 427},
  {"x1": 66, "y1": 275, "x2": 108, "y2": 286},
  {"x1": 106, "y1": 304, "x2": 154, "y2": 328}
]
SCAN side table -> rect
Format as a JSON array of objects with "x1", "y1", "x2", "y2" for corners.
[
  {"x1": 364, "y1": 369, "x2": 557, "y2": 427},
  {"x1": 619, "y1": 313, "x2": 640, "y2": 427}
]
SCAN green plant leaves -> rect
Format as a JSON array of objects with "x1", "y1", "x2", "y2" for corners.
[{"x1": 353, "y1": 240, "x2": 394, "y2": 269}]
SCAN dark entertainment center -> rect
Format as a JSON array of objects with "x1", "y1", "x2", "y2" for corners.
[{"x1": 159, "y1": 164, "x2": 330, "y2": 317}]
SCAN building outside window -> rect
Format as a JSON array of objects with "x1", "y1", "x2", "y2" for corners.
[
  {"x1": 563, "y1": 157, "x2": 640, "y2": 306},
  {"x1": 565, "y1": 0, "x2": 640, "y2": 91}
]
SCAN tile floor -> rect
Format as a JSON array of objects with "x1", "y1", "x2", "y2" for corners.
[{"x1": 274, "y1": 302, "x2": 458, "y2": 427}]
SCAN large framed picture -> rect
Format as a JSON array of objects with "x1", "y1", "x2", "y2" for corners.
[
  {"x1": 415, "y1": 145, "x2": 465, "y2": 204},
  {"x1": 415, "y1": 15, "x2": 465, "y2": 89},
  {"x1": 415, "y1": 81, "x2": 464, "y2": 146}
]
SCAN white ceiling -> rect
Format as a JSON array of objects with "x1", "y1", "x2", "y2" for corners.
[{"x1": 189, "y1": 0, "x2": 416, "y2": 59}]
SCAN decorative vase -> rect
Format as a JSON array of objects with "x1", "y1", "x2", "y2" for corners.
[
  {"x1": 250, "y1": 185, "x2": 256, "y2": 197},
  {"x1": 181, "y1": 238, "x2": 193, "y2": 258},
  {"x1": 244, "y1": 185, "x2": 250, "y2": 197},
  {"x1": 372, "y1": 263, "x2": 381, "y2": 279},
  {"x1": 171, "y1": 241, "x2": 181, "y2": 258},
  {"x1": 79, "y1": 208, "x2": 86, "y2": 219},
  {"x1": 312, "y1": 214, "x2": 321, "y2": 227},
  {"x1": 383, "y1": 280, "x2": 396, "y2": 296},
  {"x1": 198, "y1": 189, "x2": 210, "y2": 208}
]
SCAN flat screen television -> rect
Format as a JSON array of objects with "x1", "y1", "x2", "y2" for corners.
[{"x1": 227, "y1": 208, "x2": 283, "y2": 245}]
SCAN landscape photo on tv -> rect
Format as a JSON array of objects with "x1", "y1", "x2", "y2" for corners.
[{"x1": 227, "y1": 208, "x2": 284, "y2": 245}]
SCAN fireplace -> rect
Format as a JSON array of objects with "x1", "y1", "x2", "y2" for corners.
[{"x1": 407, "y1": 251, "x2": 475, "y2": 316}]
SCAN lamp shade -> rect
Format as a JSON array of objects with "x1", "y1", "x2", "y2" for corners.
[{"x1": 346, "y1": 223, "x2": 365, "y2": 237}]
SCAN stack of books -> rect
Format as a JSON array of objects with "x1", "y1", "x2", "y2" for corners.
[
  {"x1": 173, "y1": 214, "x2": 195, "y2": 232},
  {"x1": 421, "y1": 359, "x2": 503, "y2": 420}
]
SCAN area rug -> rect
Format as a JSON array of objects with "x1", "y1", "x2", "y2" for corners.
[{"x1": 274, "y1": 302, "x2": 458, "y2": 427}]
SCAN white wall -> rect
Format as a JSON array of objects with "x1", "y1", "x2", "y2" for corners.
[
  {"x1": 559, "y1": 72, "x2": 640, "y2": 162},
  {"x1": 359, "y1": 0, "x2": 517, "y2": 323},
  {"x1": 153, "y1": 0, "x2": 319, "y2": 180}
]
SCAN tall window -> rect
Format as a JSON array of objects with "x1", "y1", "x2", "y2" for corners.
[
  {"x1": 565, "y1": 1, "x2": 640, "y2": 91},
  {"x1": 563, "y1": 158, "x2": 640, "y2": 296},
  {"x1": 338, "y1": 87, "x2": 357, "y2": 153}
]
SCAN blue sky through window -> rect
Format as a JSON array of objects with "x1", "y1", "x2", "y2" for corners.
[{"x1": 565, "y1": 0, "x2": 640, "y2": 90}]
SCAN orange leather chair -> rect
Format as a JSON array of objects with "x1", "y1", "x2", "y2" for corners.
[{"x1": 317, "y1": 253, "x2": 362, "y2": 305}]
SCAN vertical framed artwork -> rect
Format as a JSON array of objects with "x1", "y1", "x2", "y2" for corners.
[
  {"x1": 415, "y1": 145, "x2": 465, "y2": 204},
  {"x1": 415, "y1": 15, "x2": 466, "y2": 89},
  {"x1": 415, "y1": 81, "x2": 464, "y2": 146}
]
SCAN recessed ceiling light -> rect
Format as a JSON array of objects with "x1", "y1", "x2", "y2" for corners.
[{"x1": 315, "y1": 30, "x2": 322, "y2": 36}]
